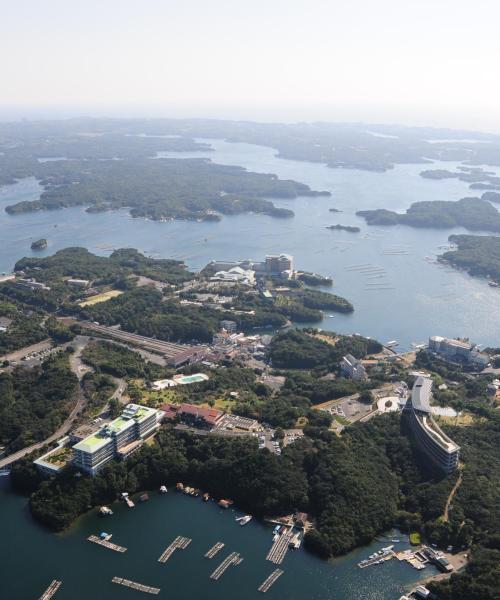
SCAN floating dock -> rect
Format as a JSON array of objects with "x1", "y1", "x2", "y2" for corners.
[
  {"x1": 205, "y1": 542, "x2": 225, "y2": 559},
  {"x1": 112, "y1": 577, "x2": 160, "y2": 595},
  {"x1": 158, "y1": 535, "x2": 192, "y2": 563},
  {"x1": 210, "y1": 552, "x2": 243, "y2": 580},
  {"x1": 38, "y1": 580, "x2": 62, "y2": 600},
  {"x1": 87, "y1": 535, "x2": 127, "y2": 553},
  {"x1": 266, "y1": 529, "x2": 294, "y2": 565},
  {"x1": 258, "y1": 569, "x2": 284, "y2": 593}
]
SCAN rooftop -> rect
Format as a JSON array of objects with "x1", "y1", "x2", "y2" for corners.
[{"x1": 411, "y1": 376, "x2": 433, "y2": 413}]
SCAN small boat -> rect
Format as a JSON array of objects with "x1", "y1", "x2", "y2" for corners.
[
  {"x1": 176, "y1": 482, "x2": 184, "y2": 491},
  {"x1": 99, "y1": 506, "x2": 113, "y2": 516},
  {"x1": 236, "y1": 515, "x2": 252, "y2": 526},
  {"x1": 327, "y1": 314, "x2": 335, "y2": 318},
  {"x1": 0, "y1": 470, "x2": 11, "y2": 477},
  {"x1": 159, "y1": 485, "x2": 168, "y2": 494},
  {"x1": 386, "y1": 340, "x2": 399, "y2": 348},
  {"x1": 202, "y1": 493, "x2": 210, "y2": 502},
  {"x1": 273, "y1": 525, "x2": 281, "y2": 534},
  {"x1": 218, "y1": 499, "x2": 233, "y2": 509},
  {"x1": 139, "y1": 493, "x2": 149, "y2": 502},
  {"x1": 99, "y1": 532, "x2": 112, "y2": 541}
]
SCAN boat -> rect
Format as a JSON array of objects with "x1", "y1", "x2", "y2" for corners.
[
  {"x1": 202, "y1": 493, "x2": 210, "y2": 502},
  {"x1": 391, "y1": 539, "x2": 400, "y2": 543},
  {"x1": 386, "y1": 340, "x2": 399, "y2": 348},
  {"x1": 99, "y1": 532, "x2": 112, "y2": 541},
  {"x1": 488, "y1": 281, "x2": 500, "y2": 288},
  {"x1": 176, "y1": 482, "x2": 184, "y2": 491},
  {"x1": 0, "y1": 469, "x2": 10, "y2": 477},
  {"x1": 159, "y1": 485, "x2": 168, "y2": 494},
  {"x1": 236, "y1": 515, "x2": 252, "y2": 526},
  {"x1": 327, "y1": 314, "x2": 335, "y2": 318},
  {"x1": 139, "y1": 493, "x2": 149, "y2": 502},
  {"x1": 218, "y1": 499, "x2": 233, "y2": 509},
  {"x1": 273, "y1": 525, "x2": 281, "y2": 534},
  {"x1": 99, "y1": 506, "x2": 113, "y2": 516}
]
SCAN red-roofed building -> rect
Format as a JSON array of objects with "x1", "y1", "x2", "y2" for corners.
[{"x1": 160, "y1": 403, "x2": 224, "y2": 429}]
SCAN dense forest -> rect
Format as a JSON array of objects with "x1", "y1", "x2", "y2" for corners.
[
  {"x1": 0, "y1": 352, "x2": 77, "y2": 451},
  {"x1": 4, "y1": 156, "x2": 328, "y2": 221},
  {"x1": 15, "y1": 247, "x2": 194, "y2": 287},
  {"x1": 440, "y1": 234, "x2": 500, "y2": 284},
  {"x1": 357, "y1": 197, "x2": 500, "y2": 232},
  {"x1": 81, "y1": 340, "x2": 166, "y2": 380},
  {"x1": 269, "y1": 329, "x2": 381, "y2": 370}
]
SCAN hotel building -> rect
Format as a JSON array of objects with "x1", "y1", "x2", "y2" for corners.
[{"x1": 404, "y1": 377, "x2": 460, "y2": 474}]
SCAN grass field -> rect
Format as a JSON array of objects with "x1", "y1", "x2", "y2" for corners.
[{"x1": 79, "y1": 289, "x2": 124, "y2": 307}]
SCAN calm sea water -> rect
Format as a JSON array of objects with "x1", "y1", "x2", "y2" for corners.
[
  {"x1": 0, "y1": 479, "x2": 436, "y2": 600},
  {"x1": 1, "y1": 138, "x2": 499, "y2": 348}
]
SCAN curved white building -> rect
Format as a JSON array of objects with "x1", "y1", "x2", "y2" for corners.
[{"x1": 404, "y1": 376, "x2": 459, "y2": 474}]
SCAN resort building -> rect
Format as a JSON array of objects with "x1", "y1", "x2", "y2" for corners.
[
  {"x1": 72, "y1": 404, "x2": 161, "y2": 475},
  {"x1": 404, "y1": 377, "x2": 460, "y2": 474},
  {"x1": 161, "y1": 402, "x2": 224, "y2": 429},
  {"x1": 340, "y1": 354, "x2": 368, "y2": 380},
  {"x1": 428, "y1": 336, "x2": 489, "y2": 369}
]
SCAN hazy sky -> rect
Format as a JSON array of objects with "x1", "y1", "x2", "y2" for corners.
[{"x1": 2, "y1": 0, "x2": 500, "y2": 131}]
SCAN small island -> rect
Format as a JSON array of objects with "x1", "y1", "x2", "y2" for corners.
[
  {"x1": 326, "y1": 224, "x2": 360, "y2": 233},
  {"x1": 30, "y1": 238, "x2": 47, "y2": 250}
]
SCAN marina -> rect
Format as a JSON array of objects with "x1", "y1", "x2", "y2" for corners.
[
  {"x1": 158, "y1": 535, "x2": 192, "y2": 562},
  {"x1": 111, "y1": 577, "x2": 160, "y2": 595},
  {"x1": 204, "y1": 541, "x2": 225, "y2": 558},
  {"x1": 266, "y1": 528, "x2": 294, "y2": 565},
  {"x1": 210, "y1": 551, "x2": 244, "y2": 581},
  {"x1": 87, "y1": 534, "x2": 127, "y2": 553},
  {"x1": 258, "y1": 569, "x2": 284, "y2": 593},
  {"x1": 38, "y1": 580, "x2": 62, "y2": 600}
]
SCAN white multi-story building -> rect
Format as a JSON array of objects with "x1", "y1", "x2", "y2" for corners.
[
  {"x1": 428, "y1": 336, "x2": 489, "y2": 369},
  {"x1": 340, "y1": 354, "x2": 367, "y2": 380},
  {"x1": 72, "y1": 404, "x2": 161, "y2": 475},
  {"x1": 404, "y1": 376, "x2": 460, "y2": 474}
]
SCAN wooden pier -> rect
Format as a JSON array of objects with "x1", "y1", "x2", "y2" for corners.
[
  {"x1": 205, "y1": 541, "x2": 225, "y2": 558},
  {"x1": 158, "y1": 535, "x2": 192, "y2": 563},
  {"x1": 210, "y1": 551, "x2": 243, "y2": 580},
  {"x1": 258, "y1": 569, "x2": 284, "y2": 593},
  {"x1": 112, "y1": 577, "x2": 160, "y2": 595},
  {"x1": 87, "y1": 535, "x2": 127, "y2": 552},
  {"x1": 38, "y1": 580, "x2": 62, "y2": 600},
  {"x1": 266, "y1": 529, "x2": 293, "y2": 565}
]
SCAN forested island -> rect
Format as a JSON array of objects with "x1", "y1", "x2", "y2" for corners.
[
  {"x1": 4, "y1": 158, "x2": 328, "y2": 221},
  {"x1": 440, "y1": 234, "x2": 500, "y2": 284},
  {"x1": 357, "y1": 197, "x2": 500, "y2": 232},
  {"x1": 30, "y1": 238, "x2": 47, "y2": 250}
]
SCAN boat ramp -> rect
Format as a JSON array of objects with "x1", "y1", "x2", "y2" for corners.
[
  {"x1": 87, "y1": 534, "x2": 127, "y2": 552},
  {"x1": 38, "y1": 580, "x2": 62, "y2": 600},
  {"x1": 210, "y1": 551, "x2": 243, "y2": 580},
  {"x1": 112, "y1": 577, "x2": 160, "y2": 595},
  {"x1": 258, "y1": 569, "x2": 284, "y2": 593},
  {"x1": 266, "y1": 529, "x2": 293, "y2": 565},
  {"x1": 205, "y1": 541, "x2": 225, "y2": 558},
  {"x1": 158, "y1": 535, "x2": 192, "y2": 563}
]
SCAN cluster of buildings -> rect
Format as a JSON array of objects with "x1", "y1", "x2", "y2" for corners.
[
  {"x1": 35, "y1": 404, "x2": 163, "y2": 476},
  {"x1": 207, "y1": 253, "x2": 294, "y2": 283},
  {"x1": 403, "y1": 376, "x2": 460, "y2": 474},
  {"x1": 160, "y1": 402, "x2": 260, "y2": 433},
  {"x1": 15, "y1": 277, "x2": 51, "y2": 291},
  {"x1": 340, "y1": 354, "x2": 368, "y2": 380},
  {"x1": 428, "y1": 336, "x2": 489, "y2": 369}
]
